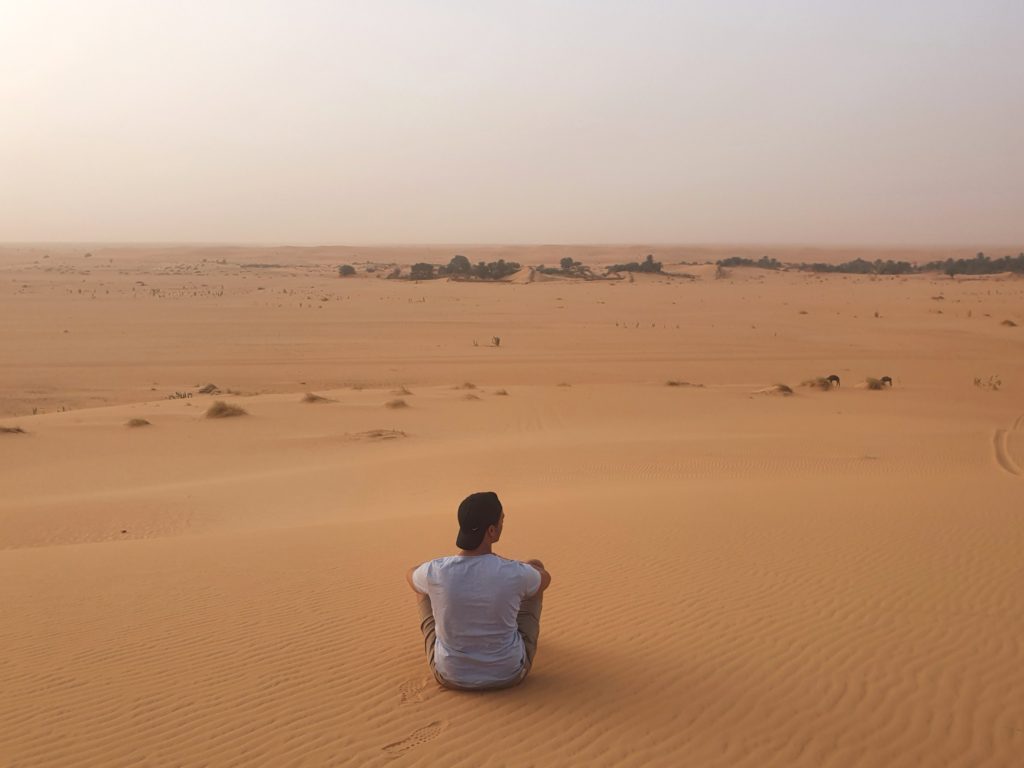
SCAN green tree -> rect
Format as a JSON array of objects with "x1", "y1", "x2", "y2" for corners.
[
  {"x1": 410, "y1": 263, "x2": 435, "y2": 280},
  {"x1": 447, "y1": 254, "x2": 471, "y2": 275}
]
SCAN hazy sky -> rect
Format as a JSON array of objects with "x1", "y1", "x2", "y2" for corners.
[{"x1": 2, "y1": 0, "x2": 1022, "y2": 244}]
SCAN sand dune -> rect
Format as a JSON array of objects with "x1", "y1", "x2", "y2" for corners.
[{"x1": 1, "y1": 247, "x2": 1023, "y2": 766}]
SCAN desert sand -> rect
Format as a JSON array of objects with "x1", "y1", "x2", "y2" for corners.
[{"x1": 1, "y1": 245, "x2": 1022, "y2": 767}]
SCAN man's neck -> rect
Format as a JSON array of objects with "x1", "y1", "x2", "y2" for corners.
[{"x1": 458, "y1": 543, "x2": 493, "y2": 556}]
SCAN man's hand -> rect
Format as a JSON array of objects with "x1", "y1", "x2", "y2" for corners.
[{"x1": 524, "y1": 558, "x2": 551, "y2": 597}]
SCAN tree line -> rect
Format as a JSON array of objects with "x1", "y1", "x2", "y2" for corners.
[{"x1": 716, "y1": 252, "x2": 1024, "y2": 276}]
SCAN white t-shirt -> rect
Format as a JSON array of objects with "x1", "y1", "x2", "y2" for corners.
[{"x1": 412, "y1": 554, "x2": 542, "y2": 688}]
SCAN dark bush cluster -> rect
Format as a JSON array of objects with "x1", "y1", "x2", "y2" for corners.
[
  {"x1": 717, "y1": 256, "x2": 782, "y2": 270},
  {"x1": 795, "y1": 252, "x2": 1024, "y2": 276},
  {"x1": 337, "y1": 264, "x2": 356, "y2": 276},
  {"x1": 398, "y1": 254, "x2": 522, "y2": 281},
  {"x1": 538, "y1": 256, "x2": 589, "y2": 276},
  {"x1": 607, "y1": 254, "x2": 662, "y2": 274},
  {"x1": 439, "y1": 255, "x2": 521, "y2": 280},
  {"x1": 921, "y1": 252, "x2": 1024, "y2": 276}
]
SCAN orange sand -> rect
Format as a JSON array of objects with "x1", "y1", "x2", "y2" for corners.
[{"x1": 1, "y1": 245, "x2": 1022, "y2": 767}]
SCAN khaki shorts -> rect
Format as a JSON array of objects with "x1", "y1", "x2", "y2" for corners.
[{"x1": 417, "y1": 592, "x2": 543, "y2": 690}]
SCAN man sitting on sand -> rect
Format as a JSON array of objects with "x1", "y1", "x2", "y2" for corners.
[{"x1": 407, "y1": 492, "x2": 552, "y2": 690}]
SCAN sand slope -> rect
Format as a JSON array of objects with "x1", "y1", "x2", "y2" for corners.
[{"x1": 1, "y1": 247, "x2": 1023, "y2": 766}]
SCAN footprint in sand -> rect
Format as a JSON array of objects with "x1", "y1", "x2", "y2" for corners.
[
  {"x1": 382, "y1": 720, "x2": 446, "y2": 758},
  {"x1": 398, "y1": 677, "x2": 434, "y2": 705},
  {"x1": 992, "y1": 416, "x2": 1023, "y2": 477}
]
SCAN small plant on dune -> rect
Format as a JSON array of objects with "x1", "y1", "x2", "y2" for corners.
[
  {"x1": 493, "y1": 389, "x2": 509, "y2": 396},
  {"x1": 302, "y1": 392, "x2": 331, "y2": 403},
  {"x1": 974, "y1": 375, "x2": 1002, "y2": 391},
  {"x1": 1001, "y1": 319, "x2": 1018, "y2": 327},
  {"x1": 351, "y1": 429, "x2": 407, "y2": 441},
  {"x1": 125, "y1": 418, "x2": 151, "y2": 427},
  {"x1": 666, "y1": 380, "x2": 703, "y2": 388},
  {"x1": 863, "y1": 377, "x2": 893, "y2": 390},
  {"x1": 205, "y1": 401, "x2": 248, "y2": 418},
  {"x1": 754, "y1": 383, "x2": 794, "y2": 396},
  {"x1": 0, "y1": 425, "x2": 26, "y2": 434},
  {"x1": 801, "y1": 377, "x2": 832, "y2": 391},
  {"x1": 385, "y1": 398, "x2": 408, "y2": 409},
  {"x1": 463, "y1": 393, "x2": 481, "y2": 401},
  {"x1": 455, "y1": 382, "x2": 477, "y2": 390}
]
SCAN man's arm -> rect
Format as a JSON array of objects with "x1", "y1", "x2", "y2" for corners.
[
  {"x1": 406, "y1": 565, "x2": 426, "y2": 595},
  {"x1": 525, "y1": 559, "x2": 551, "y2": 597}
]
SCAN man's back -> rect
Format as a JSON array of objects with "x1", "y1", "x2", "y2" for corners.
[{"x1": 412, "y1": 554, "x2": 541, "y2": 688}]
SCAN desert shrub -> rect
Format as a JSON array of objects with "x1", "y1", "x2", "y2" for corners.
[
  {"x1": 754, "y1": 384, "x2": 793, "y2": 396},
  {"x1": 302, "y1": 392, "x2": 330, "y2": 403},
  {"x1": 392, "y1": 385, "x2": 413, "y2": 395},
  {"x1": 462, "y1": 393, "x2": 481, "y2": 401},
  {"x1": 446, "y1": 254, "x2": 472, "y2": 275},
  {"x1": 974, "y1": 375, "x2": 1002, "y2": 391},
  {"x1": 338, "y1": 264, "x2": 356, "y2": 277},
  {"x1": 801, "y1": 377, "x2": 832, "y2": 390},
  {"x1": 0, "y1": 425, "x2": 26, "y2": 434},
  {"x1": 608, "y1": 254, "x2": 662, "y2": 274},
  {"x1": 717, "y1": 256, "x2": 781, "y2": 270},
  {"x1": 1001, "y1": 319, "x2": 1018, "y2": 327},
  {"x1": 493, "y1": 389, "x2": 509, "y2": 395},
  {"x1": 385, "y1": 398, "x2": 408, "y2": 409},
  {"x1": 125, "y1": 418, "x2": 151, "y2": 427},
  {"x1": 205, "y1": 401, "x2": 247, "y2": 418},
  {"x1": 455, "y1": 382, "x2": 477, "y2": 389},
  {"x1": 468, "y1": 259, "x2": 520, "y2": 280},
  {"x1": 410, "y1": 262, "x2": 436, "y2": 280},
  {"x1": 351, "y1": 429, "x2": 407, "y2": 440}
]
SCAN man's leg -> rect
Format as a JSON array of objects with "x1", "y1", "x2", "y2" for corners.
[
  {"x1": 416, "y1": 594, "x2": 441, "y2": 679},
  {"x1": 518, "y1": 559, "x2": 545, "y2": 673}
]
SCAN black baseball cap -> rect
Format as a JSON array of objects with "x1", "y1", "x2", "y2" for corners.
[{"x1": 456, "y1": 492, "x2": 503, "y2": 550}]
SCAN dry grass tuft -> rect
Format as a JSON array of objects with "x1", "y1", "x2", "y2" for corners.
[
  {"x1": 801, "y1": 377, "x2": 832, "y2": 391},
  {"x1": 205, "y1": 400, "x2": 248, "y2": 418},
  {"x1": 301, "y1": 392, "x2": 331, "y2": 403},
  {"x1": 125, "y1": 418, "x2": 151, "y2": 427},
  {"x1": 392, "y1": 385, "x2": 413, "y2": 396},
  {"x1": 454, "y1": 382, "x2": 477, "y2": 390},
  {"x1": 1001, "y1": 319, "x2": 1018, "y2": 327},
  {"x1": 385, "y1": 398, "x2": 408, "y2": 409},
  {"x1": 351, "y1": 429, "x2": 407, "y2": 441},
  {"x1": 0, "y1": 425, "x2": 27, "y2": 434},
  {"x1": 493, "y1": 389, "x2": 510, "y2": 396},
  {"x1": 666, "y1": 380, "x2": 704, "y2": 388},
  {"x1": 462, "y1": 393, "x2": 482, "y2": 401},
  {"x1": 754, "y1": 384, "x2": 794, "y2": 396}
]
